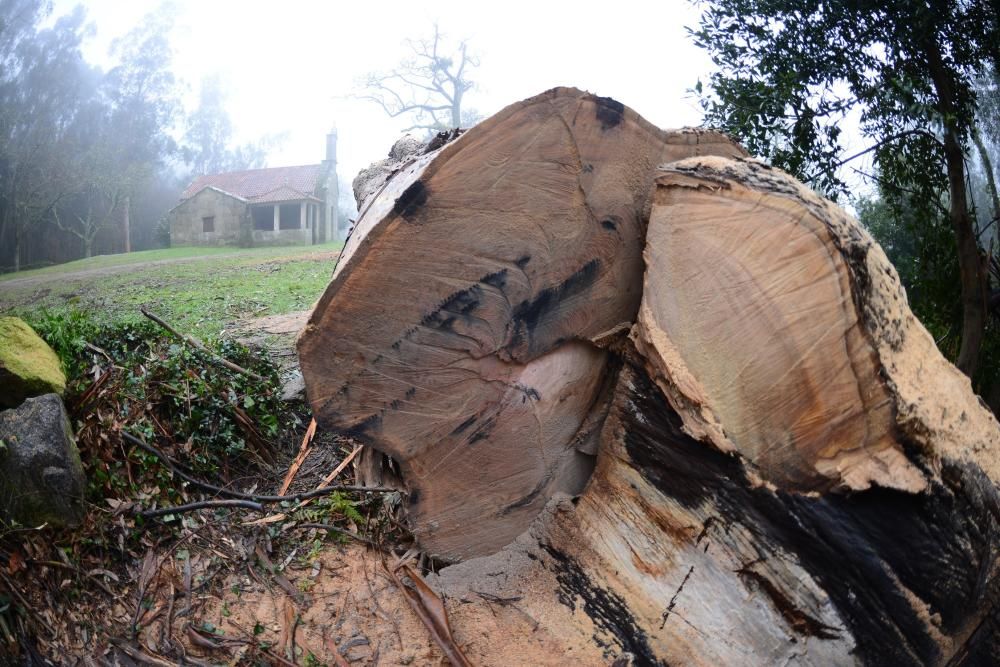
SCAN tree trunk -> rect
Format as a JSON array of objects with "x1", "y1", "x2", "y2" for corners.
[
  {"x1": 926, "y1": 39, "x2": 987, "y2": 378},
  {"x1": 973, "y1": 126, "x2": 1000, "y2": 225},
  {"x1": 123, "y1": 195, "x2": 131, "y2": 253},
  {"x1": 299, "y1": 87, "x2": 747, "y2": 561},
  {"x1": 451, "y1": 93, "x2": 461, "y2": 127},
  {"x1": 298, "y1": 89, "x2": 1000, "y2": 664},
  {"x1": 944, "y1": 126, "x2": 987, "y2": 377},
  {"x1": 13, "y1": 221, "x2": 20, "y2": 273}
]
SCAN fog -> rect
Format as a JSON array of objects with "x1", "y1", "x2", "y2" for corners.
[{"x1": 54, "y1": 0, "x2": 715, "y2": 184}]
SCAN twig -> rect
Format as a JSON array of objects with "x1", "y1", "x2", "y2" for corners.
[
  {"x1": 279, "y1": 418, "x2": 317, "y2": 495},
  {"x1": 247, "y1": 443, "x2": 366, "y2": 525},
  {"x1": 123, "y1": 432, "x2": 397, "y2": 500},
  {"x1": 297, "y1": 523, "x2": 377, "y2": 547},
  {"x1": 84, "y1": 342, "x2": 112, "y2": 361},
  {"x1": 473, "y1": 591, "x2": 523, "y2": 605},
  {"x1": 385, "y1": 561, "x2": 474, "y2": 667},
  {"x1": 140, "y1": 307, "x2": 266, "y2": 382},
  {"x1": 228, "y1": 620, "x2": 300, "y2": 667},
  {"x1": 109, "y1": 638, "x2": 176, "y2": 667},
  {"x1": 254, "y1": 546, "x2": 305, "y2": 606},
  {"x1": 318, "y1": 443, "x2": 363, "y2": 488},
  {"x1": 0, "y1": 571, "x2": 56, "y2": 638},
  {"x1": 139, "y1": 499, "x2": 264, "y2": 519}
]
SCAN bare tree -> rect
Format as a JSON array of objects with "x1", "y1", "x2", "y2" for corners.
[
  {"x1": 52, "y1": 185, "x2": 123, "y2": 259},
  {"x1": 357, "y1": 24, "x2": 481, "y2": 133}
]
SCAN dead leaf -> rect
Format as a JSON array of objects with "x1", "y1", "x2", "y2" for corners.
[{"x1": 388, "y1": 562, "x2": 474, "y2": 667}]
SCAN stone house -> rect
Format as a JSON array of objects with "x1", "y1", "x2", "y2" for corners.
[{"x1": 167, "y1": 132, "x2": 342, "y2": 246}]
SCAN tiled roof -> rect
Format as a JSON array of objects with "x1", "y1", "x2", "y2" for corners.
[
  {"x1": 254, "y1": 185, "x2": 322, "y2": 203},
  {"x1": 181, "y1": 164, "x2": 323, "y2": 203}
]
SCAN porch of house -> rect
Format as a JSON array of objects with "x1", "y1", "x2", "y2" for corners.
[{"x1": 249, "y1": 200, "x2": 324, "y2": 245}]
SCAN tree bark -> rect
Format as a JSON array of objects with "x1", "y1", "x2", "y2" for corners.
[
  {"x1": 973, "y1": 125, "x2": 1000, "y2": 226},
  {"x1": 12, "y1": 222, "x2": 20, "y2": 273},
  {"x1": 926, "y1": 39, "x2": 988, "y2": 378},
  {"x1": 298, "y1": 91, "x2": 1000, "y2": 664},
  {"x1": 123, "y1": 195, "x2": 131, "y2": 253}
]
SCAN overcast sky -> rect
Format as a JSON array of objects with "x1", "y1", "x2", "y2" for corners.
[{"x1": 52, "y1": 0, "x2": 723, "y2": 191}]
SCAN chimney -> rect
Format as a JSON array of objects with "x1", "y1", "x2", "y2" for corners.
[
  {"x1": 325, "y1": 126, "x2": 338, "y2": 166},
  {"x1": 323, "y1": 126, "x2": 340, "y2": 242}
]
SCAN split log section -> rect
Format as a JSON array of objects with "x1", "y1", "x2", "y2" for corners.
[{"x1": 298, "y1": 89, "x2": 1000, "y2": 664}]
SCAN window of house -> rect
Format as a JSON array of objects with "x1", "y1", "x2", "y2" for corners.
[
  {"x1": 279, "y1": 203, "x2": 300, "y2": 230},
  {"x1": 252, "y1": 206, "x2": 273, "y2": 231},
  {"x1": 202, "y1": 216, "x2": 215, "y2": 233}
]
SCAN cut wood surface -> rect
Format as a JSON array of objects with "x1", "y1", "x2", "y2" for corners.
[
  {"x1": 298, "y1": 89, "x2": 1000, "y2": 664},
  {"x1": 298, "y1": 87, "x2": 746, "y2": 561},
  {"x1": 431, "y1": 157, "x2": 1000, "y2": 666}
]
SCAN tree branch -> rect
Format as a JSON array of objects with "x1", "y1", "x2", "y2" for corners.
[
  {"x1": 122, "y1": 432, "x2": 399, "y2": 501},
  {"x1": 140, "y1": 307, "x2": 266, "y2": 382},
  {"x1": 804, "y1": 129, "x2": 944, "y2": 183}
]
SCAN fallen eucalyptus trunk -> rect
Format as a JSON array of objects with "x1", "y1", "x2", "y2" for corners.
[{"x1": 298, "y1": 89, "x2": 1000, "y2": 665}]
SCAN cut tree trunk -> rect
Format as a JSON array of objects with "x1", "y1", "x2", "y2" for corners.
[
  {"x1": 298, "y1": 90, "x2": 1000, "y2": 664},
  {"x1": 298, "y1": 87, "x2": 746, "y2": 562}
]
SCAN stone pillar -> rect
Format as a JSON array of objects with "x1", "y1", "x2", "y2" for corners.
[
  {"x1": 273, "y1": 204, "x2": 280, "y2": 232},
  {"x1": 300, "y1": 201, "x2": 307, "y2": 230}
]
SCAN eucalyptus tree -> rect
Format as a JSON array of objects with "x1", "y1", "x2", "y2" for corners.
[{"x1": 691, "y1": 0, "x2": 1000, "y2": 377}]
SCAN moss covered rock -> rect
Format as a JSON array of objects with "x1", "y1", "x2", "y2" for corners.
[{"x1": 0, "y1": 316, "x2": 66, "y2": 409}]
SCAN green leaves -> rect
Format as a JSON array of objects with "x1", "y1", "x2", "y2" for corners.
[
  {"x1": 692, "y1": 0, "x2": 1000, "y2": 389},
  {"x1": 32, "y1": 310, "x2": 288, "y2": 498}
]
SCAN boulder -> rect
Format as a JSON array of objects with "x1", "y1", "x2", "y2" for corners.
[
  {"x1": 0, "y1": 316, "x2": 66, "y2": 409},
  {"x1": 0, "y1": 393, "x2": 86, "y2": 528}
]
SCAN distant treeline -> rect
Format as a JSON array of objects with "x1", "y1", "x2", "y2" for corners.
[{"x1": 0, "y1": 1, "x2": 278, "y2": 272}]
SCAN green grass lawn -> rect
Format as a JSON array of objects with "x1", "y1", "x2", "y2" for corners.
[
  {"x1": 0, "y1": 242, "x2": 342, "y2": 338},
  {"x1": 0, "y1": 243, "x2": 337, "y2": 283}
]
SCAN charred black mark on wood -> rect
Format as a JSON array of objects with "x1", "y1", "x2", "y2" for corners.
[
  {"x1": 507, "y1": 259, "x2": 601, "y2": 355},
  {"x1": 593, "y1": 95, "x2": 625, "y2": 131},
  {"x1": 618, "y1": 364, "x2": 1000, "y2": 664},
  {"x1": 736, "y1": 562, "x2": 840, "y2": 639},
  {"x1": 451, "y1": 415, "x2": 477, "y2": 435},
  {"x1": 660, "y1": 565, "x2": 694, "y2": 629},
  {"x1": 419, "y1": 268, "x2": 511, "y2": 332},
  {"x1": 481, "y1": 269, "x2": 508, "y2": 289},
  {"x1": 695, "y1": 517, "x2": 717, "y2": 549},
  {"x1": 468, "y1": 416, "x2": 496, "y2": 445},
  {"x1": 542, "y1": 544, "x2": 663, "y2": 666},
  {"x1": 516, "y1": 384, "x2": 541, "y2": 401},
  {"x1": 500, "y1": 473, "x2": 551, "y2": 516},
  {"x1": 343, "y1": 413, "x2": 382, "y2": 439},
  {"x1": 421, "y1": 285, "x2": 482, "y2": 331},
  {"x1": 515, "y1": 255, "x2": 531, "y2": 269},
  {"x1": 393, "y1": 180, "x2": 428, "y2": 220}
]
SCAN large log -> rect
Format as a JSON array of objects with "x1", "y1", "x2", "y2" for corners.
[
  {"x1": 299, "y1": 90, "x2": 1000, "y2": 663},
  {"x1": 431, "y1": 157, "x2": 1000, "y2": 666},
  {"x1": 297, "y1": 87, "x2": 745, "y2": 561}
]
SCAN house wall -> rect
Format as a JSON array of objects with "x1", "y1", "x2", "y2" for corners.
[
  {"x1": 168, "y1": 188, "x2": 248, "y2": 247},
  {"x1": 252, "y1": 228, "x2": 311, "y2": 245}
]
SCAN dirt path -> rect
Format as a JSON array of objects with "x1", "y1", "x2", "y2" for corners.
[{"x1": 0, "y1": 248, "x2": 341, "y2": 290}]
